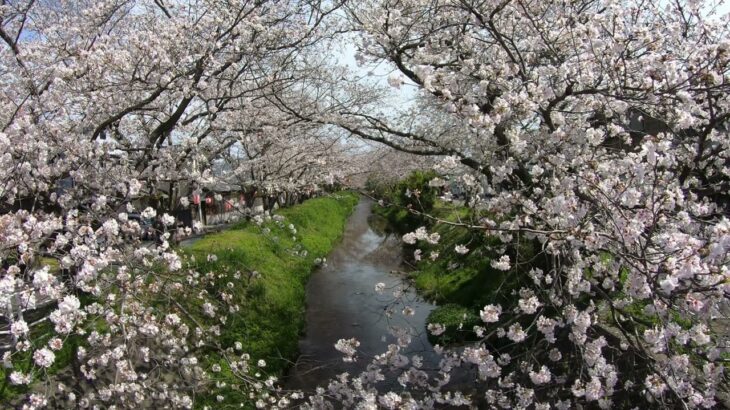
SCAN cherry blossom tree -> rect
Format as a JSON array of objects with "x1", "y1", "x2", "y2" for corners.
[
  {"x1": 305, "y1": 0, "x2": 730, "y2": 408},
  {"x1": 215, "y1": 122, "x2": 360, "y2": 199},
  {"x1": 1, "y1": 0, "x2": 729, "y2": 408},
  {"x1": 0, "y1": 0, "x2": 352, "y2": 407}
]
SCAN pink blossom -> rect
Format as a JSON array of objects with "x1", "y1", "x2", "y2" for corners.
[
  {"x1": 33, "y1": 348, "x2": 55, "y2": 368},
  {"x1": 480, "y1": 304, "x2": 502, "y2": 323},
  {"x1": 507, "y1": 323, "x2": 527, "y2": 343},
  {"x1": 10, "y1": 320, "x2": 29, "y2": 338},
  {"x1": 529, "y1": 366, "x2": 552, "y2": 385},
  {"x1": 454, "y1": 244, "x2": 469, "y2": 255},
  {"x1": 491, "y1": 255, "x2": 511, "y2": 271},
  {"x1": 334, "y1": 338, "x2": 360, "y2": 362}
]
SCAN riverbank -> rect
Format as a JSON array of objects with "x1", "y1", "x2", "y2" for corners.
[
  {"x1": 369, "y1": 170, "x2": 529, "y2": 346},
  {"x1": 182, "y1": 192, "x2": 358, "y2": 408},
  {"x1": 374, "y1": 200, "x2": 504, "y2": 344}
]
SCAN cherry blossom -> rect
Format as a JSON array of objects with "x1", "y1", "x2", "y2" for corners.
[
  {"x1": 454, "y1": 244, "x2": 469, "y2": 255},
  {"x1": 480, "y1": 304, "x2": 502, "y2": 324},
  {"x1": 32, "y1": 348, "x2": 55, "y2": 368},
  {"x1": 491, "y1": 255, "x2": 511, "y2": 271},
  {"x1": 0, "y1": 0, "x2": 727, "y2": 407},
  {"x1": 334, "y1": 338, "x2": 361, "y2": 362}
]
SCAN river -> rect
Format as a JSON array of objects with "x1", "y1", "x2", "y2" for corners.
[{"x1": 284, "y1": 198, "x2": 439, "y2": 391}]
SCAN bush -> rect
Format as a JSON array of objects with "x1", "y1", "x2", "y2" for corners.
[
  {"x1": 426, "y1": 304, "x2": 481, "y2": 345},
  {"x1": 393, "y1": 170, "x2": 439, "y2": 213}
]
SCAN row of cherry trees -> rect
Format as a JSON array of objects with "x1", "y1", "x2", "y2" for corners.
[
  {"x1": 0, "y1": 0, "x2": 361, "y2": 407},
  {"x1": 0, "y1": 0, "x2": 728, "y2": 408},
  {"x1": 313, "y1": 0, "x2": 729, "y2": 408}
]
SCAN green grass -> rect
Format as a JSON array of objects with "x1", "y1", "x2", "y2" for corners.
[
  {"x1": 0, "y1": 255, "x2": 77, "y2": 404},
  {"x1": 378, "y1": 199, "x2": 513, "y2": 309},
  {"x1": 182, "y1": 192, "x2": 359, "y2": 408},
  {"x1": 374, "y1": 194, "x2": 534, "y2": 347},
  {"x1": 0, "y1": 320, "x2": 82, "y2": 403}
]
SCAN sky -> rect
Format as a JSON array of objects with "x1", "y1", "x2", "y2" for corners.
[{"x1": 335, "y1": 36, "x2": 420, "y2": 110}]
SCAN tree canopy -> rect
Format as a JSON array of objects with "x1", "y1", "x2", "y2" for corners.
[{"x1": 0, "y1": 0, "x2": 728, "y2": 408}]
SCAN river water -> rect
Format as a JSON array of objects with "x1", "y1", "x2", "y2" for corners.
[{"x1": 284, "y1": 198, "x2": 439, "y2": 391}]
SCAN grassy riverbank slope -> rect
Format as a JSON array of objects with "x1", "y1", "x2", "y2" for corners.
[
  {"x1": 377, "y1": 198, "x2": 515, "y2": 309},
  {"x1": 184, "y1": 192, "x2": 358, "y2": 407},
  {"x1": 370, "y1": 172, "x2": 532, "y2": 345},
  {"x1": 376, "y1": 200, "x2": 521, "y2": 344}
]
